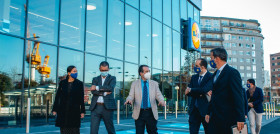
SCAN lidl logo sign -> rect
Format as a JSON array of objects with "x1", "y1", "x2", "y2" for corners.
[{"x1": 188, "y1": 18, "x2": 201, "y2": 52}]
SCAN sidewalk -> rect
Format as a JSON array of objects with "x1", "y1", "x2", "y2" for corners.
[{"x1": 0, "y1": 115, "x2": 278, "y2": 134}]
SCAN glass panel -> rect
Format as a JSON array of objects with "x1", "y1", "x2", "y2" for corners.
[
  {"x1": 126, "y1": 0, "x2": 139, "y2": 9},
  {"x1": 107, "y1": 0, "x2": 124, "y2": 60},
  {"x1": 152, "y1": 20, "x2": 162, "y2": 69},
  {"x1": 194, "y1": 7, "x2": 199, "y2": 22},
  {"x1": 152, "y1": 68, "x2": 162, "y2": 91},
  {"x1": 187, "y1": 1, "x2": 194, "y2": 19},
  {"x1": 173, "y1": 31, "x2": 180, "y2": 72},
  {"x1": 27, "y1": 0, "x2": 59, "y2": 44},
  {"x1": 163, "y1": 0, "x2": 171, "y2": 26},
  {"x1": 0, "y1": 0, "x2": 26, "y2": 36},
  {"x1": 180, "y1": 0, "x2": 187, "y2": 20},
  {"x1": 0, "y1": 35, "x2": 23, "y2": 126},
  {"x1": 60, "y1": 0, "x2": 85, "y2": 50},
  {"x1": 140, "y1": 13, "x2": 151, "y2": 66},
  {"x1": 163, "y1": 25, "x2": 172, "y2": 71},
  {"x1": 162, "y1": 71, "x2": 172, "y2": 101},
  {"x1": 84, "y1": 54, "x2": 105, "y2": 112},
  {"x1": 24, "y1": 40, "x2": 57, "y2": 125},
  {"x1": 152, "y1": 0, "x2": 162, "y2": 21},
  {"x1": 107, "y1": 59, "x2": 123, "y2": 100},
  {"x1": 140, "y1": 0, "x2": 151, "y2": 15},
  {"x1": 86, "y1": 0, "x2": 107, "y2": 56},
  {"x1": 172, "y1": 0, "x2": 180, "y2": 31},
  {"x1": 125, "y1": 6, "x2": 139, "y2": 63},
  {"x1": 58, "y1": 48, "x2": 84, "y2": 80}
]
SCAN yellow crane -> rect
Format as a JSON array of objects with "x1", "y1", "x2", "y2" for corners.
[{"x1": 37, "y1": 55, "x2": 51, "y2": 78}]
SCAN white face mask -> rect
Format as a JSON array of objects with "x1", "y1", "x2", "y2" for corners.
[{"x1": 144, "y1": 72, "x2": 151, "y2": 80}]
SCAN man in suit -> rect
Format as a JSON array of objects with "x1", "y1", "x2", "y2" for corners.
[
  {"x1": 185, "y1": 58, "x2": 213, "y2": 134},
  {"x1": 125, "y1": 65, "x2": 165, "y2": 134},
  {"x1": 205, "y1": 48, "x2": 245, "y2": 133},
  {"x1": 90, "y1": 61, "x2": 116, "y2": 134}
]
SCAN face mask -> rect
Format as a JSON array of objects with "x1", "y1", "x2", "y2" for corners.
[
  {"x1": 210, "y1": 60, "x2": 217, "y2": 68},
  {"x1": 194, "y1": 67, "x2": 201, "y2": 74},
  {"x1": 70, "y1": 73, "x2": 78, "y2": 79},
  {"x1": 144, "y1": 72, "x2": 151, "y2": 80},
  {"x1": 101, "y1": 71, "x2": 109, "y2": 77},
  {"x1": 247, "y1": 84, "x2": 251, "y2": 88}
]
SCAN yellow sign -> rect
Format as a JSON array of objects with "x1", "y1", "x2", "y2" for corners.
[{"x1": 191, "y1": 22, "x2": 200, "y2": 49}]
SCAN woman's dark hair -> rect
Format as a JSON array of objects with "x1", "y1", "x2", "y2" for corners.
[
  {"x1": 210, "y1": 48, "x2": 228, "y2": 62},
  {"x1": 247, "y1": 79, "x2": 255, "y2": 86},
  {"x1": 138, "y1": 65, "x2": 149, "y2": 75},
  {"x1": 67, "y1": 65, "x2": 76, "y2": 73}
]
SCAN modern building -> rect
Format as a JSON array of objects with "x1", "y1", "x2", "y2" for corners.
[
  {"x1": 200, "y1": 16, "x2": 264, "y2": 88},
  {"x1": 0, "y1": 0, "x2": 202, "y2": 127},
  {"x1": 270, "y1": 52, "x2": 280, "y2": 100},
  {"x1": 264, "y1": 70, "x2": 271, "y2": 88}
]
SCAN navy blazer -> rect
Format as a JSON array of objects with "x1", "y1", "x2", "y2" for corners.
[
  {"x1": 246, "y1": 87, "x2": 264, "y2": 113},
  {"x1": 188, "y1": 71, "x2": 213, "y2": 117},
  {"x1": 89, "y1": 74, "x2": 117, "y2": 110},
  {"x1": 208, "y1": 64, "x2": 245, "y2": 133}
]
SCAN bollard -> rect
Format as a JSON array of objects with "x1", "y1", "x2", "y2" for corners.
[
  {"x1": 268, "y1": 103, "x2": 271, "y2": 119},
  {"x1": 26, "y1": 98, "x2": 31, "y2": 133},
  {"x1": 117, "y1": 100, "x2": 120, "y2": 124},
  {"x1": 273, "y1": 102, "x2": 276, "y2": 117},
  {"x1": 265, "y1": 103, "x2": 268, "y2": 120},
  {"x1": 271, "y1": 102, "x2": 274, "y2": 118},
  {"x1": 164, "y1": 101, "x2": 167, "y2": 119},
  {"x1": 175, "y1": 101, "x2": 178, "y2": 119}
]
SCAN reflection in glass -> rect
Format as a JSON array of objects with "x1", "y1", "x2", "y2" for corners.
[
  {"x1": 194, "y1": 7, "x2": 200, "y2": 23},
  {"x1": 0, "y1": 35, "x2": 23, "y2": 122},
  {"x1": 107, "y1": 0, "x2": 124, "y2": 60},
  {"x1": 180, "y1": 0, "x2": 187, "y2": 20},
  {"x1": 59, "y1": 48, "x2": 84, "y2": 80},
  {"x1": 126, "y1": 0, "x2": 139, "y2": 9},
  {"x1": 140, "y1": 0, "x2": 151, "y2": 15},
  {"x1": 140, "y1": 13, "x2": 151, "y2": 66},
  {"x1": 27, "y1": 0, "x2": 59, "y2": 44},
  {"x1": 125, "y1": 6, "x2": 139, "y2": 63},
  {"x1": 152, "y1": 20, "x2": 162, "y2": 69},
  {"x1": 163, "y1": 0, "x2": 171, "y2": 26},
  {"x1": 84, "y1": 54, "x2": 105, "y2": 106},
  {"x1": 0, "y1": 0, "x2": 26, "y2": 36},
  {"x1": 187, "y1": 1, "x2": 194, "y2": 19},
  {"x1": 172, "y1": 0, "x2": 180, "y2": 31},
  {"x1": 152, "y1": 0, "x2": 162, "y2": 21},
  {"x1": 60, "y1": 0, "x2": 85, "y2": 50},
  {"x1": 86, "y1": 0, "x2": 107, "y2": 56},
  {"x1": 107, "y1": 59, "x2": 123, "y2": 100},
  {"x1": 163, "y1": 26, "x2": 172, "y2": 71},
  {"x1": 152, "y1": 68, "x2": 162, "y2": 91},
  {"x1": 173, "y1": 31, "x2": 180, "y2": 72}
]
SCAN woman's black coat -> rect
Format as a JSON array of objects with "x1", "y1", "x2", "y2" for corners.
[{"x1": 52, "y1": 79, "x2": 85, "y2": 128}]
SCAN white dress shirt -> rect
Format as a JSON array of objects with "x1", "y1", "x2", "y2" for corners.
[{"x1": 96, "y1": 76, "x2": 107, "y2": 103}]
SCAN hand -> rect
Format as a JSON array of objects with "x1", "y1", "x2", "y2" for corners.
[
  {"x1": 237, "y1": 122, "x2": 244, "y2": 131},
  {"x1": 245, "y1": 115, "x2": 247, "y2": 119},
  {"x1": 205, "y1": 115, "x2": 210, "y2": 123},
  {"x1": 124, "y1": 100, "x2": 132, "y2": 105},
  {"x1": 52, "y1": 111, "x2": 57, "y2": 116},
  {"x1": 158, "y1": 101, "x2": 166, "y2": 107},
  {"x1": 248, "y1": 103, "x2": 254, "y2": 108},
  {"x1": 81, "y1": 113, "x2": 85, "y2": 118},
  {"x1": 106, "y1": 92, "x2": 112, "y2": 95},
  {"x1": 207, "y1": 90, "x2": 212, "y2": 96},
  {"x1": 185, "y1": 87, "x2": 191, "y2": 95},
  {"x1": 90, "y1": 85, "x2": 96, "y2": 91}
]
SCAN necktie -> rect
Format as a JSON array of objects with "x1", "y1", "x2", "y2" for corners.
[
  {"x1": 214, "y1": 70, "x2": 220, "y2": 82},
  {"x1": 143, "y1": 81, "x2": 148, "y2": 109},
  {"x1": 198, "y1": 76, "x2": 203, "y2": 85}
]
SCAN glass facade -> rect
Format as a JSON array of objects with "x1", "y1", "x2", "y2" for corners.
[{"x1": 0, "y1": 0, "x2": 201, "y2": 127}]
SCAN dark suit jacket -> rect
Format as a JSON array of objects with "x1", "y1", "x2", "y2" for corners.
[
  {"x1": 188, "y1": 71, "x2": 213, "y2": 117},
  {"x1": 208, "y1": 64, "x2": 245, "y2": 133},
  {"x1": 52, "y1": 79, "x2": 85, "y2": 128},
  {"x1": 243, "y1": 88, "x2": 248, "y2": 116},
  {"x1": 246, "y1": 87, "x2": 264, "y2": 113},
  {"x1": 89, "y1": 74, "x2": 117, "y2": 110}
]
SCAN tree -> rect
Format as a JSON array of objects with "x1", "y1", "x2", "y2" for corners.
[{"x1": 0, "y1": 72, "x2": 13, "y2": 107}]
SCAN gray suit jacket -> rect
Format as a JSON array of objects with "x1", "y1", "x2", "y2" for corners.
[
  {"x1": 89, "y1": 74, "x2": 117, "y2": 110},
  {"x1": 126, "y1": 79, "x2": 164, "y2": 120}
]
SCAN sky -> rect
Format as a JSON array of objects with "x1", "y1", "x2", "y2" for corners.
[{"x1": 201, "y1": 0, "x2": 280, "y2": 71}]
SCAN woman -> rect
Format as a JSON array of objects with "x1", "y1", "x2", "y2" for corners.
[
  {"x1": 246, "y1": 79, "x2": 264, "y2": 134},
  {"x1": 52, "y1": 65, "x2": 85, "y2": 134}
]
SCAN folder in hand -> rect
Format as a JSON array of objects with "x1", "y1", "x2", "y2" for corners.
[{"x1": 231, "y1": 123, "x2": 248, "y2": 134}]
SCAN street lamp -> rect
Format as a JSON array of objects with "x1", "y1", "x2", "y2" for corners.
[{"x1": 175, "y1": 85, "x2": 179, "y2": 102}]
